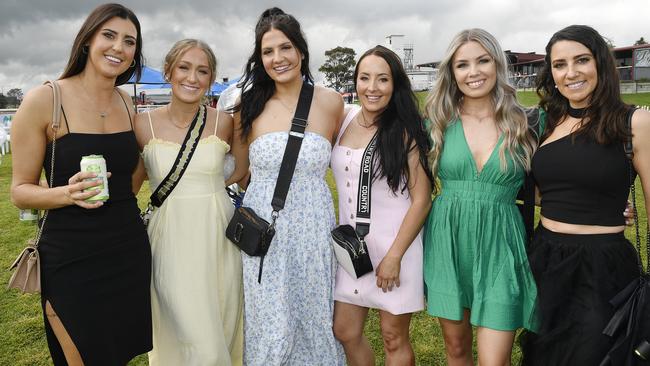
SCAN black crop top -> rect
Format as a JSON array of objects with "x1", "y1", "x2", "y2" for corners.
[{"x1": 532, "y1": 132, "x2": 630, "y2": 226}]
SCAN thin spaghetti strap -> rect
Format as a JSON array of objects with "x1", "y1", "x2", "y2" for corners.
[
  {"x1": 335, "y1": 106, "x2": 361, "y2": 145},
  {"x1": 116, "y1": 89, "x2": 134, "y2": 130},
  {"x1": 147, "y1": 111, "x2": 156, "y2": 139},
  {"x1": 60, "y1": 106, "x2": 71, "y2": 133},
  {"x1": 213, "y1": 108, "x2": 220, "y2": 136}
]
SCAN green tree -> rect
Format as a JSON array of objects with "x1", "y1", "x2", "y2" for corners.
[
  {"x1": 0, "y1": 94, "x2": 6, "y2": 109},
  {"x1": 319, "y1": 46, "x2": 356, "y2": 92},
  {"x1": 7, "y1": 88, "x2": 23, "y2": 100},
  {"x1": 635, "y1": 37, "x2": 648, "y2": 45}
]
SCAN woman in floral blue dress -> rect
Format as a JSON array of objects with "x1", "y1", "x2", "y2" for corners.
[{"x1": 230, "y1": 7, "x2": 345, "y2": 365}]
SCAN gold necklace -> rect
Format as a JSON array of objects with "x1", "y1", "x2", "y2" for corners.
[
  {"x1": 357, "y1": 109, "x2": 375, "y2": 128},
  {"x1": 166, "y1": 104, "x2": 195, "y2": 129},
  {"x1": 79, "y1": 78, "x2": 112, "y2": 119}
]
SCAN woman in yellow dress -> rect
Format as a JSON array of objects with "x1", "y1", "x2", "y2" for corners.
[{"x1": 133, "y1": 39, "x2": 245, "y2": 366}]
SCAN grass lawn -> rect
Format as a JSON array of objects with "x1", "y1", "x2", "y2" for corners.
[
  {"x1": 1, "y1": 91, "x2": 648, "y2": 365},
  {"x1": 416, "y1": 90, "x2": 650, "y2": 108}
]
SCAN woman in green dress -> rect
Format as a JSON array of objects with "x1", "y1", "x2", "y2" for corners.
[{"x1": 423, "y1": 28, "x2": 540, "y2": 366}]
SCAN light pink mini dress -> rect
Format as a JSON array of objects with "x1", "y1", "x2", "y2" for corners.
[{"x1": 331, "y1": 106, "x2": 425, "y2": 315}]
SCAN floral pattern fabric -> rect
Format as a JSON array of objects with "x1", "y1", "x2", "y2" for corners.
[{"x1": 241, "y1": 132, "x2": 345, "y2": 366}]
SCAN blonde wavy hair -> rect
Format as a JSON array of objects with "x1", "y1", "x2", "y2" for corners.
[
  {"x1": 425, "y1": 29, "x2": 536, "y2": 193},
  {"x1": 163, "y1": 39, "x2": 218, "y2": 87}
]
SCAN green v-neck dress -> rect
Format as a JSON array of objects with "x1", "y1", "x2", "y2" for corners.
[{"x1": 423, "y1": 119, "x2": 538, "y2": 331}]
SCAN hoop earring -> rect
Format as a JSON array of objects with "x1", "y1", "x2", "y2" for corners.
[
  {"x1": 82, "y1": 45, "x2": 89, "y2": 54},
  {"x1": 130, "y1": 59, "x2": 136, "y2": 68}
]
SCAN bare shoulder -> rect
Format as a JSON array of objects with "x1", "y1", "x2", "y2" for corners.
[
  {"x1": 314, "y1": 85, "x2": 343, "y2": 114},
  {"x1": 116, "y1": 87, "x2": 136, "y2": 115},
  {"x1": 15, "y1": 84, "x2": 55, "y2": 127},
  {"x1": 206, "y1": 105, "x2": 217, "y2": 121},
  {"x1": 632, "y1": 108, "x2": 650, "y2": 134},
  {"x1": 632, "y1": 108, "x2": 650, "y2": 149}
]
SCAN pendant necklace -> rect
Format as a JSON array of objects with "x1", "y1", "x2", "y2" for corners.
[
  {"x1": 167, "y1": 104, "x2": 195, "y2": 129},
  {"x1": 357, "y1": 109, "x2": 375, "y2": 128},
  {"x1": 80, "y1": 77, "x2": 112, "y2": 119}
]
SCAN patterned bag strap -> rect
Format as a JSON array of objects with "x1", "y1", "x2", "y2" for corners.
[
  {"x1": 149, "y1": 105, "x2": 208, "y2": 208},
  {"x1": 32, "y1": 80, "x2": 62, "y2": 248},
  {"x1": 354, "y1": 131, "x2": 378, "y2": 242},
  {"x1": 624, "y1": 107, "x2": 649, "y2": 277}
]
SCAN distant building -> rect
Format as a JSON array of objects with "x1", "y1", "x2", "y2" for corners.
[
  {"x1": 505, "y1": 50, "x2": 545, "y2": 89},
  {"x1": 418, "y1": 45, "x2": 650, "y2": 90},
  {"x1": 385, "y1": 34, "x2": 437, "y2": 91},
  {"x1": 613, "y1": 44, "x2": 650, "y2": 81}
]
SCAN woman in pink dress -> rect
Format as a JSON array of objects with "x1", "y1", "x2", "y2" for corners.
[{"x1": 331, "y1": 45, "x2": 433, "y2": 366}]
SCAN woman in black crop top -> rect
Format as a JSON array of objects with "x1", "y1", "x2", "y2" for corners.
[
  {"x1": 520, "y1": 25, "x2": 650, "y2": 366},
  {"x1": 10, "y1": 4, "x2": 152, "y2": 365}
]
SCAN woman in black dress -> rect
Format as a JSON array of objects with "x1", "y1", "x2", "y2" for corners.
[
  {"x1": 521, "y1": 25, "x2": 650, "y2": 365},
  {"x1": 10, "y1": 4, "x2": 152, "y2": 365}
]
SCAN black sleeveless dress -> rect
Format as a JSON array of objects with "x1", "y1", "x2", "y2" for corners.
[{"x1": 39, "y1": 105, "x2": 152, "y2": 365}]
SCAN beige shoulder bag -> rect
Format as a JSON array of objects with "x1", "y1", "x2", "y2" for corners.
[{"x1": 7, "y1": 80, "x2": 61, "y2": 294}]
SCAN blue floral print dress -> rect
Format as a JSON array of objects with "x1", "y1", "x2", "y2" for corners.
[{"x1": 241, "y1": 132, "x2": 345, "y2": 365}]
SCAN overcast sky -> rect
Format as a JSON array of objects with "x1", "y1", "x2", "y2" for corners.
[{"x1": 1, "y1": 0, "x2": 648, "y2": 93}]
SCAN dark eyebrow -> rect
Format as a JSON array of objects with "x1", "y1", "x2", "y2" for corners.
[
  {"x1": 573, "y1": 53, "x2": 591, "y2": 59},
  {"x1": 102, "y1": 27, "x2": 137, "y2": 41}
]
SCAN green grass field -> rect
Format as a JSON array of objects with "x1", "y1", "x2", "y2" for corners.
[{"x1": 1, "y1": 91, "x2": 649, "y2": 365}]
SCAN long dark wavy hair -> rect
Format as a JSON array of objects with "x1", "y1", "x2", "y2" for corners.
[
  {"x1": 234, "y1": 7, "x2": 313, "y2": 141},
  {"x1": 60, "y1": 3, "x2": 143, "y2": 86},
  {"x1": 536, "y1": 25, "x2": 629, "y2": 144},
  {"x1": 355, "y1": 45, "x2": 433, "y2": 194}
]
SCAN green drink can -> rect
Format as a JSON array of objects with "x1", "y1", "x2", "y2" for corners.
[{"x1": 80, "y1": 154, "x2": 110, "y2": 202}]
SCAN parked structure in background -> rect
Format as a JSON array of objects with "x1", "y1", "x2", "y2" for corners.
[
  {"x1": 419, "y1": 43, "x2": 650, "y2": 92},
  {"x1": 385, "y1": 34, "x2": 437, "y2": 91}
]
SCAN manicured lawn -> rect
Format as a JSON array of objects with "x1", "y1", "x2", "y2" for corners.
[
  {"x1": 416, "y1": 90, "x2": 650, "y2": 108},
  {"x1": 1, "y1": 91, "x2": 648, "y2": 364}
]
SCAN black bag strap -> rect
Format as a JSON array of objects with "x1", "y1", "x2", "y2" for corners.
[
  {"x1": 270, "y1": 82, "x2": 314, "y2": 215},
  {"x1": 518, "y1": 107, "x2": 542, "y2": 241},
  {"x1": 624, "y1": 107, "x2": 649, "y2": 277},
  {"x1": 150, "y1": 105, "x2": 207, "y2": 207},
  {"x1": 355, "y1": 132, "x2": 378, "y2": 240},
  {"x1": 255, "y1": 82, "x2": 313, "y2": 284}
]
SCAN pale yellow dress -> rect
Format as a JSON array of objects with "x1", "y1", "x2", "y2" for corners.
[{"x1": 143, "y1": 110, "x2": 243, "y2": 366}]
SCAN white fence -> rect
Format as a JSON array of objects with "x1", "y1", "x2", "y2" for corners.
[{"x1": 0, "y1": 109, "x2": 16, "y2": 155}]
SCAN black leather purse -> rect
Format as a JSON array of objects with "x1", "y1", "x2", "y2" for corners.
[
  {"x1": 330, "y1": 131, "x2": 377, "y2": 279},
  {"x1": 226, "y1": 82, "x2": 314, "y2": 283}
]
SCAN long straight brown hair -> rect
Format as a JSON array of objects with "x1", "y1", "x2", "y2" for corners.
[{"x1": 60, "y1": 3, "x2": 143, "y2": 86}]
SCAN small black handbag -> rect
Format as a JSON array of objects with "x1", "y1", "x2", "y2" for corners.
[
  {"x1": 226, "y1": 207, "x2": 274, "y2": 257},
  {"x1": 226, "y1": 82, "x2": 314, "y2": 283},
  {"x1": 330, "y1": 131, "x2": 377, "y2": 279}
]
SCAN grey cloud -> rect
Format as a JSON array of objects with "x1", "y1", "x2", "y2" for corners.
[{"x1": 1, "y1": 0, "x2": 648, "y2": 92}]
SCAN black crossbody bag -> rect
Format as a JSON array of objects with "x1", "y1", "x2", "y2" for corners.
[
  {"x1": 330, "y1": 132, "x2": 377, "y2": 279},
  {"x1": 141, "y1": 105, "x2": 207, "y2": 225},
  {"x1": 226, "y1": 82, "x2": 314, "y2": 283}
]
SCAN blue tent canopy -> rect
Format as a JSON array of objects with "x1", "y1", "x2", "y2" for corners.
[
  {"x1": 128, "y1": 66, "x2": 166, "y2": 84},
  {"x1": 131, "y1": 70, "x2": 240, "y2": 97}
]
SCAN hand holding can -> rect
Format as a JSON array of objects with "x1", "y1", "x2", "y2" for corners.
[{"x1": 80, "y1": 155, "x2": 110, "y2": 202}]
